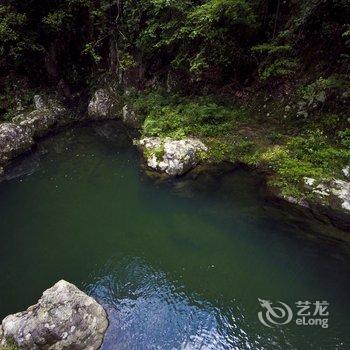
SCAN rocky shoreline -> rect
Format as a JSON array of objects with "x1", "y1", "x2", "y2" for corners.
[
  {"x1": 0, "y1": 89, "x2": 349, "y2": 232},
  {"x1": 0, "y1": 89, "x2": 349, "y2": 349}
]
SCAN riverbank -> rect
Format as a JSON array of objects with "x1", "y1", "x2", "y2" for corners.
[
  {"x1": 0, "y1": 89, "x2": 349, "y2": 230},
  {"x1": 125, "y1": 90, "x2": 350, "y2": 230}
]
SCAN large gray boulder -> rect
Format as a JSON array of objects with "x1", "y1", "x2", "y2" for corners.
[
  {"x1": 0, "y1": 280, "x2": 108, "y2": 350},
  {"x1": 0, "y1": 123, "x2": 34, "y2": 166},
  {"x1": 13, "y1": 96, "x2": 68, "y2": 138},
  {"x1": 88, "y1": 89, "x2": 120, "y2": 120},
  {"x1": 139, "y1": 137, "x2": 208, "y2": 176}
]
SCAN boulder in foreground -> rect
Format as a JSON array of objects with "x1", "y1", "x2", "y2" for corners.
[{"x1": 0, "y1": 280, "x2": 108, "y2": 350}]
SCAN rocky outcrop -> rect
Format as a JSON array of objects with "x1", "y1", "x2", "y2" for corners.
[
  {"x1": 13, "y1": 96, "x2": 68, "y2": 138},
  {"x1": 88, "y1": 89, "x2": 120, "y2": 120},
  {"x1": 264, "y1": 175, "x2": 350, "y2": 230},
  {"x1": 139, "y1": 137, "x2": 208, "y2": 176},
  {"x1": 0, "y1": 123, "x2": 34, "y2": 166},
  {"x1": 0, "y1": 95, "x2": 69, "y2": 169},
  {"x1": 304, "y1": 177, "x2": 350, "y2": 213},
  {"x1": 0, "y1": 280, "x2": 108, "y2": 350}
]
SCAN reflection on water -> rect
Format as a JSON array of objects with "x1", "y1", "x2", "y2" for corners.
[
  {"x1": 88, "y1": 257, "x2": 263, "y2": 350},
  {"x1": 0, "y1": 122, "x2": 349, "y2": 350}
]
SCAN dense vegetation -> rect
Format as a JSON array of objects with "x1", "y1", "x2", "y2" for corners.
[
  {"x1": 1, "y1": 0, "x2": 349, "y2": 91},
  {"x1": 1, "y1": 0, "x2": 349, "y2": 197}
]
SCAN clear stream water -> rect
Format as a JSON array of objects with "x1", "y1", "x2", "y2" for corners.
[{"x1": 0, "y1": 122, "x2": 349, "y2": 350}]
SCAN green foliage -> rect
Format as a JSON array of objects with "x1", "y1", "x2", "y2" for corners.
[
  {"x1": 299, "y1": 76, "x2": 349, "y2": 97},
  {"x1": 260, "y1": 59, "x2": 298, "y2": 81},
  {"x1": 0, "y1": 4, "x2": 40, "y2": 63},
  {"x1": 0, "y1": 337, "x2": 20, "y2": 350},
  {"x1": 43, "y1": 10, "x2": 72, "y2": 31},
  {"x1": 338, "y1": 129, "x2": 350, "y2": 148},
  {"x1": 251, "y1": 44, "x2": 291, "y2": 55},
  {"x1": 252, "y1": 43, "x2": 298, "y2": 81},
  {"x1": 207, "y1": 139, "x2": 255, "y2": 162},
  {"x1": 131, "y1": 92, "x2": 245, "y2": 139},
  {"x1": 0, "y1": 5, "x2": 26, "y2": 45},
  {"x1": 0, "y1": 345, "x2": 19, "y2": 350},
  {"x1": 255, "y1": 130, "x2": 350, "y2": 197},
  {"x1": 295, "y1": 75, "x2": 350, "y2": 123},
  {"x1": 83, "y1": 43, "x2": 102, "y2": 64},
  {"x1": 1, "y1": 0, "x2": 349, "y2": 90},
  {"x1": 129, "y1": 0, "x2": 256, "y2": 78},
  {"x1": 118, "y1": 52, "x2": 137, "y2": 71}
]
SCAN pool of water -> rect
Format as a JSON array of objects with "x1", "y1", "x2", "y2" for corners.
[{"x1": 0, "y1": 122, "x2": 349, "y2": 349}]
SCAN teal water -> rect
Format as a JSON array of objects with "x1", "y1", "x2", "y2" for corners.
[{"x1": 0, "y1": 122, "x2": 349, "y2": 349}]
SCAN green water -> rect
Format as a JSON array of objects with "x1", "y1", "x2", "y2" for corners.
[{"x1": 0, "y1": 122, "x2": 349, "y2": 349}]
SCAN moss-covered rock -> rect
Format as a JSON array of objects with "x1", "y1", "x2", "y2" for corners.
[{"x1": 139, "y1": 137, "x2": 208, "y2": 176}]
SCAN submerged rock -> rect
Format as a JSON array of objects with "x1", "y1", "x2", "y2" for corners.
[
  {"x1": 139, "y1": 137, "x2": 208, "y2": 176},
  {"x1": 0, "y1": 123, "x2": 34, "y2": 166},
  {"x1": 0, "y1": 280, "x2": 108, "y2": 350},
  {"x1": 88, "y1": 89, "x2": 120, "y2": 120}
]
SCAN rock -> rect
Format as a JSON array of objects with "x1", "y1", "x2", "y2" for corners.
[
  {"x1": 13, "y1": 98, "x2": 68, "y2": 138},
  {"x1": 139, "y1": 137, "x2": 208, "y2": 176},
  {"x1": 0, "y1": 280, "x2": 108, "y2": 350},
  {"x1": 0, "y1": 96, "x2": 68, "y2": 167},
  {"x1": 331, "y1": 179, "x2": 350, "y2": 212},
  {"x1": 34, "y1": 95, "x2": 47, "y2": 110},
  {"x1": 342, "y1": 165, "x2": 350, "y2": 178},
  {"x1": 13, "y1": 110, "x2": 59, "y2": 138},
  {"x1": 88, "y1": 89, "x2": 119, "y2": 120},
  {"x1": 304, "y1": 177, "x2": 350, "y2": 213},
  {"x1": 0, "y1": 123, "x2": 34, "y2": 166},
  {"x1": 282, "y1": 195, "x2": 310, "y2": 208},
  {"x1": 15, "y1": 97, "x2": 25, "y2": 112},
  {"x1": 122, "y1": 105, "x2": 141, "y2": 128}
]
